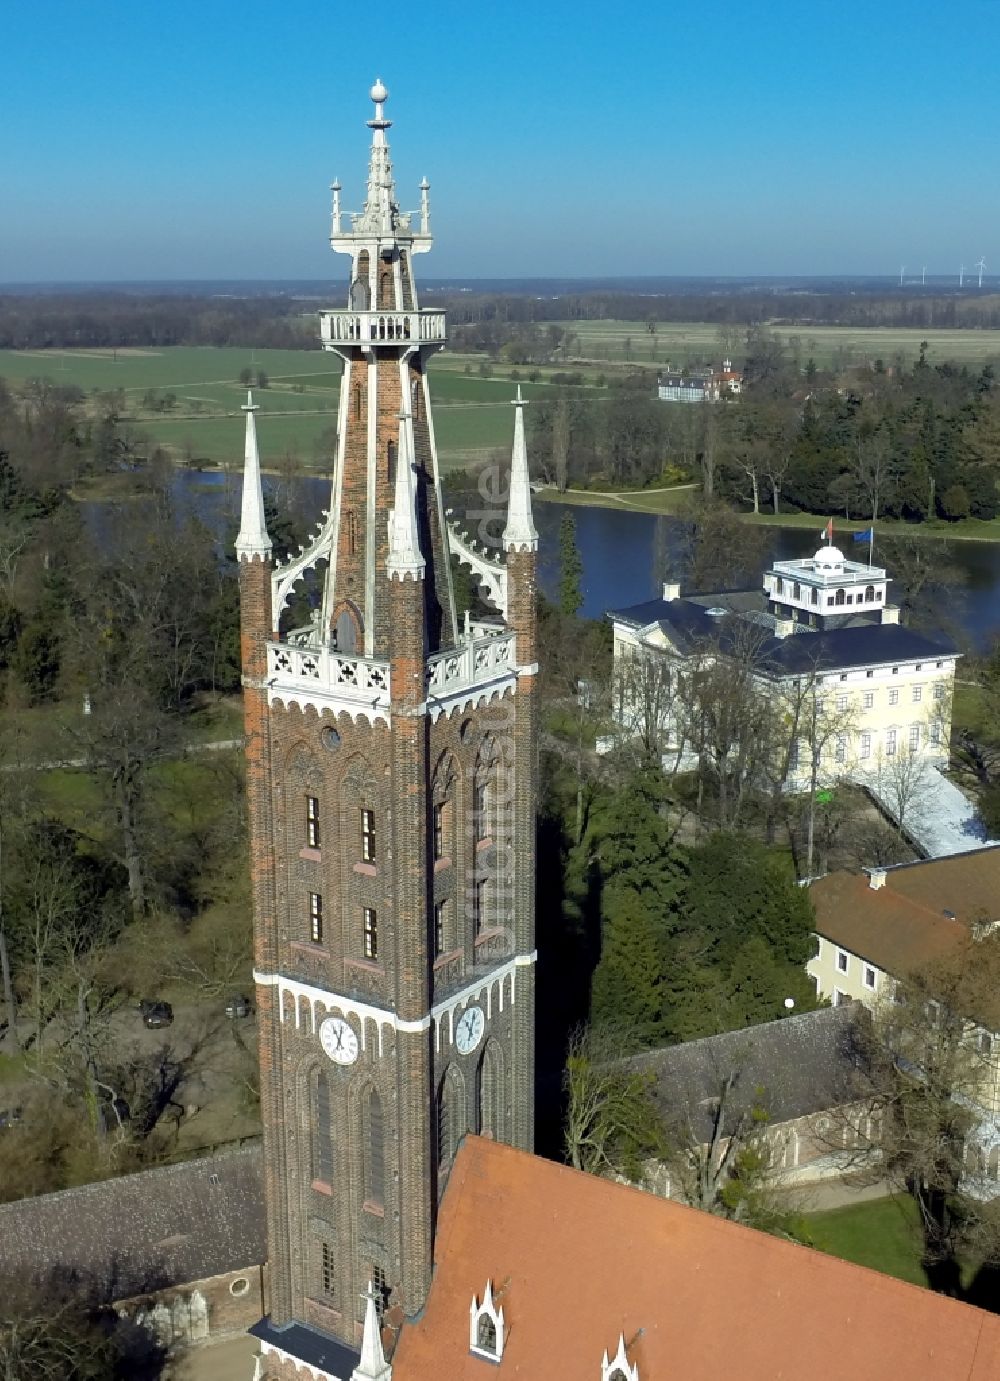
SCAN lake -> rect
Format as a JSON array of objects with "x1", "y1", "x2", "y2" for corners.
[{"x1": 152, "y1": 471, "x2": 1000, "y2": 653}]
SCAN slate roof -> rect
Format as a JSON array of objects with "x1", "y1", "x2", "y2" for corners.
[
  {"x1": 393, "y1": 1136, "x2": 1000, "y2": 1380},
  {"x1": 250, "y1": 1318, "x2": 359, "y2": 1378},
  {"x1": 609, "y1": 590, "x2": 956, "y2": 672},
  {"x1": 631, "y1": 1005, "x2": 865, "y2": 1141},
  {"x1": 0, "y1": 1142, "x2": 264, "y2": 1301},
  {"x1": 810, "y1": 849, "x2": 1000, "y2": 996}
]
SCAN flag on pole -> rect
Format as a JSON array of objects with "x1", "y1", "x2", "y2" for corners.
[
  {"x1": 852, "y1": 527, "x2": 874, "y2": 543},
  {"x1": 818, "y1": 518, "x2": 834, "y2": 542}
]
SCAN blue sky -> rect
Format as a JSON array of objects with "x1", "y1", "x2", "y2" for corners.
[{"x1": 3, "y1": 0, "x2": 998, "y2": 281}]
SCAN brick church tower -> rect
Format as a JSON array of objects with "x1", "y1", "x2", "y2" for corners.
[{"x1": 239, "y1": 80, "x2": 539, "y2": 1378}]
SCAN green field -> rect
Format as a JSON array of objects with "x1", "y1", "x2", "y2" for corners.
[
  {"x1": 804, "y1": 1195, "x2": 928, "y2": 1287},
  {"x1": 559, "y1": 319, "x2": 1000, "y2": 370},
  {"x1": 0, "y1": 345, "x2": 578, "y2": 471}
]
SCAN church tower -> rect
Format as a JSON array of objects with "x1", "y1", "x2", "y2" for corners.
[{"x1": 240, "y1": 81, "x2": 538, "y2": 1376}]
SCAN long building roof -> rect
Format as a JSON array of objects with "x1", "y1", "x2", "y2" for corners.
[
  {"x1": 394, "y1": 1136, "x2": 1000, "y2": 1379},
  {"x1": 0, "y1": 1143, "x2": 264, "y2": 1301}
]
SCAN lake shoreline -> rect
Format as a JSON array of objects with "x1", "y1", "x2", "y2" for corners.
[{"x1": 535, "y1": 486, "x2": 1000, "y2": 545}]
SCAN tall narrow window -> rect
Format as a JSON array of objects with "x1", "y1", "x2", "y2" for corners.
[
  {"x1": 434, "y1": 899, "x2": 448, "y2": 957},
  {"x1": 347, "y1": 510, "x2": 359, "y2": 557},
  {"x1": 474, "y1": 783, "x2": 489, "y2": 842},
  {"x1": 316, "y1": 1072, "x2": 333, "y2": 1186},
  {"x1": 909, "y1": 724, "x2": 921, "y2": 751},
  {"x1": 365, "y1": 1088, "x2": 384, "y2": 1209},
  {"x1": 361, "y1": 808, "x2": 376, "y2": 863},
  {"x1": 310, "y1": 892, "x2": 324, "y2": 943},
  {"x1": 387, "y1": 439, "x2": 397, "y2": 484},
  {"x1": 321, "y1": 1242, "x2": 335, "y2": 1299},
  {"x1": 886, "y1": 729, "x2": 897, "y2": 757},
  {"x1": 433, "y1": 802, "x2": 445, "y2": 860},
  {"x1": 473, "y1": 878, "x2": 487, "y2": 936},
  {"x1": 353, "y1": 387, "x2": 362, "y2": 421},
  {"x1": 372, "y1": 1264, "x2": 388, "y2": 1318},
  {"x1": 306, "y1": 795, "x2": 320, "y2": 849},
  {"x1": 437, "y1": 1067, "x2": 465, "y2": 1167},
  {"x1": 364, "y1": 907, "x2": 378, "y2": 960}
]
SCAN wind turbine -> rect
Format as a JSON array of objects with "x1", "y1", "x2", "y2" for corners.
[
  {"x1": 921, "y1": 266, "x2": 927, "y2": 285},
  {"x1": 960, "y1": 264, "x2": 965, "y2": 287},
  {"x1": 977, "y1": 257, "x2": 987, "y2": 288},
  {"x1": 899, "y1": 264, "x2": 905, "y2": 286}
]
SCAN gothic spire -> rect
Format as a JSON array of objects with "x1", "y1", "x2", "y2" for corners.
[
  {"x1": 387, "y1": 412, "x2": 425, "y2": 581},
  {"x1": 503, "y1": 385, "x2": 538, "y2": 553},
  {"x1": 235, "y1": 390, "x2": 272, "y2": 561},
  {"x1": 361, "y1": 77, "x2": 397, "y2": 239},
  {"x1": 351, "y1": 1284, "x2": 392, "y2": 1381}
]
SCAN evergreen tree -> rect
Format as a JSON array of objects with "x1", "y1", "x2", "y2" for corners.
[{"x1": 557, "y1": 513, "x2": 584, "y2": 620}]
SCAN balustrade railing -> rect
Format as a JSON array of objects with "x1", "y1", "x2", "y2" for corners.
[
  {"x1": 268, "y1": 642, "x2": 391, "y2": 700},
  {"x1": 426, "y1": 631, "x2": 516, "y2": 697},
  {"x1": 320, "y1": 310, "x2": 446, "y2": 348}
]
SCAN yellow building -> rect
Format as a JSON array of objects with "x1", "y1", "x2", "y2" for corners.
[{"x1": 608, "y1": 541, "x2": 957, "y2": 793}]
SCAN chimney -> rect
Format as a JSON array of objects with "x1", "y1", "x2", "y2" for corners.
[
  {"x1": 662, "y1": 582, "x2": 680, "y2": 602},
  {"x1": 868, "y1": 868, "x2": 887, "y2": 890}
]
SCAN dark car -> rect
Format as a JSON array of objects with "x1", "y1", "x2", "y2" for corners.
[
  {"x1": 139, "y1": 999, "x2": 174, "y2": 1029},
  {"x1": 0, "y1": 1107, "x2": 23, "y2": 1130},
  {"x1": 225, "y1": 994, "x2": 252, "y2": 1019}
]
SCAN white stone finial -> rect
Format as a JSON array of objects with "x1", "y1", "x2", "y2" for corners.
[
  {"x1": 351, "y1": 1282, "x2": 391, "y2": 1381},
  {"x1": 387, "y1": 412, "x2": 425, "y2": 581},
  {"x1": 331, "y1": 179, "x2": 342, "y2": 235},
  {"x1": 601, "y1": 1332, "x2": 639, "y2": 1381},
  {"x1": 503, "y1": 386, "x2": 538, "y2": 554},
  {"x1": 235, "y1": 390, "x2": 272, "y2": 562},
  {"x1": 420, "y1": 177, "x2": 431, "y2": 234}
]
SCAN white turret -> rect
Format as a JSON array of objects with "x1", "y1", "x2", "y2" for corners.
[
  {"x1": 235, "y1": 391, "x2": 272, "y2": 562},
  {"x1": 351, "y1": 1283, "x2": 392, "y2": 1381},
  {"x1": 387, "y1": 412, "x2": 425, "y2": 581},
  {"x1": 503, "y1": 386, "x2": 538, "y2": 553}
]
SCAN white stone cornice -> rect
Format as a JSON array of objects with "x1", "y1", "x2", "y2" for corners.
[
  {"x1": 254, "y1": 952, "x2": 537, "y2": 1058},
  {"x1": 258, "y1": 1338, "x2": 354, "y2": 1381}
]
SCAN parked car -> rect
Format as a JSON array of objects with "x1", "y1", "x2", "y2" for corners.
[
  {"x1": 139, "y1": 999, "x2": 174, "y2": 1029},
  {"x1": 0, "y1": 1107, "x2": 23, "y2": 1130},
  {"x1": 225, "y1": 994, "x2": 252, "y2": 1019}
]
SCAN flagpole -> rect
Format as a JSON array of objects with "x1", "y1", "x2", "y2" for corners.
[{"x1": 869, "y1": 522, "x2": 874, "y2": 567}]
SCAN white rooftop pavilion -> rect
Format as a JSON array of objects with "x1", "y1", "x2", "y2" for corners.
[{"x1": 763, "y1": 544, "x2": 891, "y2": 619}]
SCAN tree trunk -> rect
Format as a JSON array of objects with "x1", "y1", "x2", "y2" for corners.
[
  {"x1": 0, "y1": 922, "x2": 16, "y2": 1052},
  {"x1": 772, "y1": 484, "x2": 780, "y2": 516},
  {"x1": 117, "y1": 776, "x2": 145, "y2": 917}
]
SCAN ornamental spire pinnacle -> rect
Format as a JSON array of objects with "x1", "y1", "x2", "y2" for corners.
[
  {"x1": 235, "y1": 390, "x2": 272, "y2": 561},
  {"x1": 503, "y1": 385, "x2": 538, "y2": 553},
  {"x1": 387, "y1": 412, "x2": 425, "y2": 581},
  {"x1": 351, "y1": 1283, "x2": 391, "y2": 1381},
  {"x1": 362, "y1": 77, "x2": 397, "y2": 238}
]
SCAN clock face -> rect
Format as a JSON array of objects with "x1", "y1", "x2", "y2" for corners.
[
  {"x1": 455, "y1": 1004, "x2": 485, "y2": 1055},
  {"x1": 319, "y1": 1015, "x2": 359, "y2": 1065}
]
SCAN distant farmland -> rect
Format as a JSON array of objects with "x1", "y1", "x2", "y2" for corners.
[
  {"x1": 559, "y1": 319, "x2": 1000, "y2": 370},
  {"x1": 0, "y1": 345, "x2": 572, "y2": 471}
]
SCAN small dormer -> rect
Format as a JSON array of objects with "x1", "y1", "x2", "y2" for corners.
[
  {"x1": 602, "y1": 1333, "x2": 639, "y2": 1381},
  {"x1": 470, "y1": 1279, "x2": 505, "y2": 1362}
]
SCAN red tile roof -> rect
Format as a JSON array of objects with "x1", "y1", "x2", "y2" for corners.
[
  {"x1": 394, "y1": 1137, "x2": 1000, "y2": 1380},
  {"x1": 810, "y1": 848, "x2": 1000, "y2": 978}
]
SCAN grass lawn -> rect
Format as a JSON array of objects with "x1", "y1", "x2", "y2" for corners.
[
  {"x1": 804, "y1": 1195, "x2": 929, "y2": 1287},
  {"x1": 537, "y1": 483, "x2": 1000, "y2": 543}
]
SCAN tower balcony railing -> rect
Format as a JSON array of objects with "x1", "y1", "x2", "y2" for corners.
[
  {"x1": 426, "y1": 630, "x2": 516, "y2": 698},
  {"x1": 267, "y1": 641, "x2": 391, "y2": 707},
  {"x1": 319, "y1": 309, "x2": 446, "y2": 350}
]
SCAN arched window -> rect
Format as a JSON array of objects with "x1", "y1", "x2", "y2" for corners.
[
  {"x1": 350, "y1": 278, "x2": 370, "y2": 310},
  {"x1": 478, "y1": 1315, "x2": 497, "y2": 1352},
  {"x1": 364, "y1": 1088, "x2": 385, "y2": 1209},
  {"x1": 437, "y1": 1066, "x2": 466, "y2": 1167},
  {"x1": 835, "y1": 588, "x2": 846, "y2": 606},
  {"x1": 379, "y1": 270, "x2": 392, "y2": 308},
  {"x1": 865, "y1": 584, "x2": 875, "y2": 602},
  {"x1": 331, "y1": 602, "x2": 362, "y2": 654},
  {"x1": 477, "y1": 1040, "x2": 504, "y2": 1139},
  {"x1": 315, "y1": 1070, "x2": 333, "y2": 1186}
]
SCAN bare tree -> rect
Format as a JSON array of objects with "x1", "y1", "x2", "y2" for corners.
[{"x1": 563, "y1": 1025, "x2": 665, "y2": 1180}]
